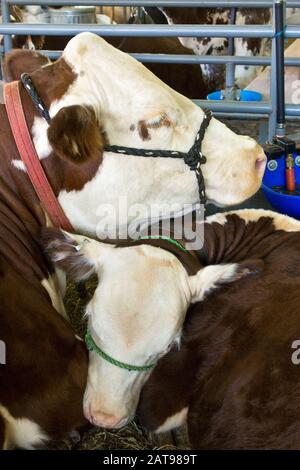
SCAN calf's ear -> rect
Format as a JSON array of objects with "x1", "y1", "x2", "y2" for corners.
[
  {"x1": 188, "y1": 260, "x2": 263, "y2": 304},
  {"x1": 41, "y1": 228, "x2": 103, "y2": 282},
  {"x1": 47, "y1": 105, "x2": 105, "y2": 164},
  {"x1": 3, "y1": 49, "x2": 50, "y2": 82}
]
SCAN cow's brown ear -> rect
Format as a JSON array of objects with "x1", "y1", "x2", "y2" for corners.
[
  {"x1": 47, "y1": 105, "x2": 105, "y2": 164},
  {"x1": 41, "y1": 228, "x2": 96, "y2": 283},
  {"x1": 3, "y1": 49, "x2": 50, "y2": 82}
]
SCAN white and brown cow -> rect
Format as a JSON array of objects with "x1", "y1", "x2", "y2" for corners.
[
  {"x1": 42, "y1": 222, "x2": 252, "y2": 429},
  {"x1": 0, "y1": 200, "x2": 88, "y2": 449},
  {"x1": 3, "y1": 33, "x2": 266, "y2": 238},
  {"x1": 43, "y1": 209, "x2": 300, "y2": 433},
  {"x1": 148, "y1": 6, "x2": 271, "y2": 91}
]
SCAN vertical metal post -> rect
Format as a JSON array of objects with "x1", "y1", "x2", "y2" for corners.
[
  {"x1": 275, "y1": 0, "x2": 286, "y2": 137},
  {"x1": 269, "y1": 0, "x2": 286, "y2": 140},
  {"x1": 269, "y1": 1, "x2": 279, "y2": 140},
  {"x1": 225, "y1": 7, "x2": 237, "y2": 96},
  {"x1": 123, "y1": 6, "x2": 128, "y2": 22},
  {"x1": 1, "y1": 0, "x2": 13, "y2": 54}
]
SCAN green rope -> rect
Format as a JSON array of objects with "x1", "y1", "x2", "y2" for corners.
[
  {"x1": 85, "y1": 330, "x2": 156, "y2": 372},
  {"x1": 137, "y1": 235, "x2": 188, "y2": 253}
]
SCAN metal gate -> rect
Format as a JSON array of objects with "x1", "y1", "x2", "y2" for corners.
[{"x1": 1, "y1": 0, "x2": 300, "y2": 140}]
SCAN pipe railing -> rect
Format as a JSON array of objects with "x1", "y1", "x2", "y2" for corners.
[
  {"x1": 0, "y1": 22, "x2": 300, "y2": 38},
  {"x1": 38, "y1": 51, "x2": 300, "y2": 66},
  {"x1": 0, "y1": 0, "x2": 299, "y2": 139},
  {"x1": 3, "y1": 0, "x2": 300, "y2": 7}
]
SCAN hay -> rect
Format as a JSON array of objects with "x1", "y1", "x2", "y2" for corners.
[
  {"x1": 58, "y1": 279, "x2": 178, "y2": 451},
  {"x1": 52, "y1": 422, "x2": 177, "y2": 451}
]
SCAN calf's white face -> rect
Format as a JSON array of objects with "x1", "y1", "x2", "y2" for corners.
[
  {"x1": 30, "y1": 33, "x2": 265, "y2": 236},
  {"x1": 44, "y1": 230, "x2": 246, "y2": 429}
]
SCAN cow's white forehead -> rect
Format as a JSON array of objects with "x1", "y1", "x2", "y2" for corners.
[
  {"x1": 90, "y1": 244, "x2": 188, "y2": 312},
  {"x1": 62, "y1": 32, "x2": 200, "y2": 122},
  {"x1": 87, "y1": 244, "x2": 189, "y2": 352}
]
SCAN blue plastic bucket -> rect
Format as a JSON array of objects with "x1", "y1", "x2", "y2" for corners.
[
  {"x1": 262, "y1": 184, "x2": 300, "y2": 219},
  {"x1": 207, "y1": 89, "x2": 263, "y2": 101},
  {"x1": 262, "y1": 151, "x2": 300, "y2": 220}
]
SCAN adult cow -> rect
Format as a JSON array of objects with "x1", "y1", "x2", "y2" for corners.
[
  {"x1": 43, "y1": 209, "x2": 300, "y2": 434},
  {"x1": 147, "y1": 6, "x2": 271, "y2": 92},
  {"x1": 137, "y1": 210, "x2": 300, "y2": 449},
  {"x1": 3, "y1": 33, "x2": 266, "y2": 237}
]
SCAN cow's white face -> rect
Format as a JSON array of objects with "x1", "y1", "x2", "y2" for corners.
[
  {"x1": 44, "y1": 229, "x2": 246, "y2": 428},
  {"x1": 20, "y1": 6, "x2": 46, "y2": 22},
  {"x1": 32, "y1": 33, "x2": 265, "y2": 236},
  {"x1": 83, "y1": 242, "x2": 190, "y2": 428}
]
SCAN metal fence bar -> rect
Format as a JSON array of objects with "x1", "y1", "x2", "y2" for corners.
[
  {"x1": 196, "y1": 100, "x2": 300, "y2": 116},
  {"x1": 0, "y1": 23, "x2": 277, "y2": 37},
  {"x1": 1, "y1": 0, "x2": 12, "y2": 51},
  {"x1": 1, "y1": 0, "x2": 299, "y2": 139},
  {"x1": 5, "y1": 0, "x2": 300, "y2": 7},
  {"x1": 0, "y1": 22, "x2": 299, "y2": 38},
  {"x1": 11, "y1": 49, "x2": 299, "y2": 67},
  {"x1": 214, "y1": 113, "x2": 298, "y2": 120}
]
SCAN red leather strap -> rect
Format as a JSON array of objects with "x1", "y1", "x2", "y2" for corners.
[{"x1": 4, "y1": 81, "x2": 74, "y2": 232}]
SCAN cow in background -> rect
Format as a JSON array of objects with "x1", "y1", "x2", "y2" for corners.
[
  {"x1": 247, "y1": 39, "x2": 300, "y2": 104},
  {"x1": 7, "y1": 6, "x2": 207, "y2": 99},
  {"x1": 146, "y1": 6, "x2": 271, "y2": 92}
]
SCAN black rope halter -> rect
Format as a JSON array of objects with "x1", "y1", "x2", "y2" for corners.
[{"x1": 21, "y1": 73, "x2": 212, "y2": 206}]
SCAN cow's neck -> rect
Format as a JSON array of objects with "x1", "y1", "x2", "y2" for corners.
[
  {"x1": 144, "y1": 213, "x2": 289, "y2": 268},
  {"x1": 0, "y1": 60, "x2": 86, "y2": 284},
  {"x1": 198, "y1": 214, "x2": 289, "y2": 266},
  {"x1": 3, "y1": 59, "x2": 102, "y2": 236},
  {"x1": 0, "y1": 172, "x2": 49, "y2": 286},
  {"x1": 20, "y1": 59, "x2": 101, "y2": 195}
]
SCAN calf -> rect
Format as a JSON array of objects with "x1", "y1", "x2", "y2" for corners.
[
  {"x1": 137, "y1": 210, "x2": 300, "y2": 449},
  {"x1": 42, "y1": 219, "x2": 257, "y2": 429}
]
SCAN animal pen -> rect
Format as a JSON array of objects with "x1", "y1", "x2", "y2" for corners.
[
  {"x1": 0, "y1": 0, "x2": 300, "y2": 141},
  {"x1": 0, "y1": 0, "x2": 300, "y2": 452}
]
